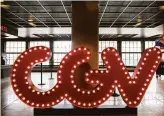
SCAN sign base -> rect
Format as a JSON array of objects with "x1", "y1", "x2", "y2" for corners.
[{"x1": 34, "y1": 105, "x2": 137, "y2": 115}]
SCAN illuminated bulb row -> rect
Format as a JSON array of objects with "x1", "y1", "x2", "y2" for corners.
[
  {"x1": 134, "y1": 48, "x2": 161, "y2": 104},
  {"x1": 67, "y1": 96, "x2": 111, "y2": 108},
  {"x1": 60, "y1": 47, "x2": 91, "y2": 95},
  {"x1": 22, "y1": 47, "x2": 53, "y2": 95},
  {"x1": 11, "y1": 46, "x2": 60, "y2": 108},
  {"x1": 24, "y1": 95, "x2": 64, "y2": 108},
  {"x1": 104, "y1": 48, "x2": 133, "y2": 80}
]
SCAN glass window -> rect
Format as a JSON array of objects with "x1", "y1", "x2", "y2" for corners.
[
  {"x1": 6, "y1": 41, "x2": 26, "y2": 53},
  {"x1": 53, "y1": 41, "x2": 71, "y2": 65},
  {"x1": 30, "y1": 41, "x2": 50, "y2": 65},
  {"x1": 145, "y1": 41, "x2": 155, "y2": 49},
  {"x1": 121, "y1": 41, "x2": 141, "y2": 66},
  {"x1": 99, "y1": 41, "x2": 117, "y2": 66},
  {"x1": 53, "y1": 53, "x2": 66, "y2": 65},
  {"x1": 5, "y1": 41, "x2": 26, "y2": 65},
  {"x1": 53, "y1": 41, "x2": 71, "y2": 52},
  {"x1": 30, "y1": 41, "x2": 50, "y2": 48},
  {"x1": 6, "y1": 54, "x2": 20, "y2": 65},
  {"x1": 99, "y1": 41, "x2": 117, "y2": 52},
  {"x1": 122, "y1": 53, "x2": 141, "y2": 66},
  {"x1": 122, "y1": 41, "x2": 141, "y2": 52}
]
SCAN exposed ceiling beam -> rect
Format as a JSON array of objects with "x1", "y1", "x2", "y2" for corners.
[
  {"x1": 2, "y1": 17, "x2": 24, "y2": 28},
  {"x1": 101, "y1": 1, "x2": 132, "y2": 38},
  {"x1": 4, "y1": 9, "x2": 30, "y2": 26},
  {"x1": 122, "y1": 0, "x2": 156, "y2": 27},
  {"x1": 6, "y1": 17, "x2": 159, "y2": 19},
  {"x1": 37, "y1": 0, "x2": 70, "y2": 38},
  {"x1": 146, "y1": 20, "x2": 163, "y2": 28},
  {"x1": 134, "y1": 11, "x2": 162, "y2": 28},
  {"x1": 37, "y1": 0, "x2": 61, "y2": 27},
  {"x1": 13, "y1": 21, "x2": 157, "y2": 23},
  {"x1": 99, "y1": 0, "x2": 110, "y2": 24},
  {"x1": 5, "y1": 12, "x2": 159, "y2": 14},
  {"x1": 9, "y1": 5, "x2": 158, "y2": 8},
  {"x1": 110, "y1": 0, "x2": 132, "y2": 27},
  {"x1": 14, "y1": 0, "x2": 48, "y2": 27},
  {"x1": 61, "y1": 0, "x2": 72, "y2": 25}
]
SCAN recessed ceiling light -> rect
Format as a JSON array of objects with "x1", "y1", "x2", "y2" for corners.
[
  {"x1": 0, "y1": 4, "x2": 10, "y2": 9},
  {"x1": 49, "y1": 34, "x2": 55, "y2": 37},
  {"x1": 28, "y1": 19, "x2": 33, "y2": 22},
  {"x1": 29, "y1": 22, "x2": 36, "y2": 27}
]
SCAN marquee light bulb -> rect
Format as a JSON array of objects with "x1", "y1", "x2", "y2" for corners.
[
  {"x1": 27, "y1": 100, "x2": 30, "y2": 103},
  {"x1": 77, "y1": 62, "x2": 80, "y2": 65},
  {"x1": 100, "y1": 83, "x2": 103, "y2": 86},
  {"x1": 157, "y1": 56, "x2": 160, "y2": 59},
  {"x1": 87, "y1": 51, "x2": 90, "y2": 54},
  {"x1": 122, "y1": 67, "x2": 125, "y2": 70},
  {"x1": 103, "y1": 57, "x2": 106, "y2": 59},
  {"x1": 97, "y1": 87, "x2": 100, "y2": 90},
  {"x1": 103, "y1": 51, "x2": 106, "y2": 54},
  {"x1": 73, "y1": 85, "x2": 77, "y2": 88},
  {"x1": 92, "y1": 90, "x2": 96, "y2": 93}
]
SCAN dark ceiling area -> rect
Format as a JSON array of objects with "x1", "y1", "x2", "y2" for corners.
[{"x1": 1, "y1": 1, "x2": 164, "y2": 29}]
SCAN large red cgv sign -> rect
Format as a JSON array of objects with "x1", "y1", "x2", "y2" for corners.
[{"x1": 10, "y1": 46, "x2": 162, "y2": 108}]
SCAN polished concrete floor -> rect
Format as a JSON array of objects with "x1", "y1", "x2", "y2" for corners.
[{"x1": 1, "y1": 72, "x2": 164, "y2": 116}]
